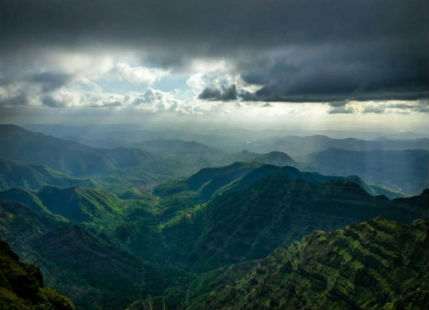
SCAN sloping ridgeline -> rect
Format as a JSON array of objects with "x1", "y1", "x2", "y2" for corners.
[
  {"x1": 0, "y1": 239, "x2": 74, "y2": 310},
  {"x1": 0, "y1": 160, "x2": 428, "y2": 309},
  {"x1": 0, "y1": 187, "x2": 168, "y2": 310},
  {"x1": 0, "y1": 158, "x2": 96, "y2": 191},
  {"x1": 159, "y1": 164, "x2": 428, "y2": 270},
  {"x1": 0, "y1": 124, "x2": 168, "y2": 179},
  {"x1": 189, "y1": 217, "x2": 429, "y2": 310}
]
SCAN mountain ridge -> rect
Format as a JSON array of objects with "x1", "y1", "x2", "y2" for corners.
[{"x1": 189, "y1": 217, "x2": 429, "y2": 310}]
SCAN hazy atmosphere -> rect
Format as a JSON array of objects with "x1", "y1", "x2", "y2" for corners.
[{"x1": 0, "y1": 1, "x2": 428, "y2": 310}]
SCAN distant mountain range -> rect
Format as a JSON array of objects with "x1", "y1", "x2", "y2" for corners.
[
  {"x1": 0, "y1": 124, "x2": 166, "y2": 177},
  {"x1": 0, "y1": 123, "x2": 428, "y2": 309},
  {"x1": 244, "y1": 134, "x2": 428, "y2": 157},
  {"x1": 0, "y1": 124, "x2": 300, "y2": 181},
  {"x1": 24, "y1": 123, "x2": 429, "y2": 157},
  {"x1": 2, "y1": 124, "x2": 427, "y2": 196},
  {"x1": 307, "y1": 148, "x2": 429, "y2": 195}
]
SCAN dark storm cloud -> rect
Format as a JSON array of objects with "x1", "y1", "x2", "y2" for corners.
[
  {"x1": 41, "y1": 95, "x2": 65, "y2": 108},
  {"x1": 0, "y1": 95, "x2": 28, "y2": 107},
  {"x1": 199, "y1": 85, "x2": 237, "y2": 101},
  {"x1": 29, "y1": 72, "x2": 73, "y2": 92},
  {"x1": 0, "y1": 0, "x2": 428, "y2": 103},
  {"x1": 237, "y1": 43, "x2": 428, "y2": 102}
]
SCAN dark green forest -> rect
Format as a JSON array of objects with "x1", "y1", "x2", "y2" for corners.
[{"x1": 0, "y1": 125, "x2": 428, "y2": 310}]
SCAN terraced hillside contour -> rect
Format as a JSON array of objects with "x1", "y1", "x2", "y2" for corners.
[{"x1": 191, "y1": 217, "x2": 429, "y2": 310}]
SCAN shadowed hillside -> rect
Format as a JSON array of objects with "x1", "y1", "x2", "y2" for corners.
[{"x1": 0, "y1": 239, "x2": 74, "y2": 310}]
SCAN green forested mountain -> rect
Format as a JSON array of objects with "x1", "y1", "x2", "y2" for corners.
[
  {"x1": 307, "y1": 148, "x2": 429, "y2": 195},
  {"x1": 30, "y1": 225, "x2": 166, "y2": 310},
  {"x1": 2, "y1": 0, "x2": 428, "y2": 308},
  {"x1": 161, "y1": 174, "x2": 428, "y2": 270},
  {"x1": 0, "y1": 186, "x2": 123, "y2": 224},
  {"x1": 190, "y1": 217, "x2": 429, "y2": 310},
  {"x1": 0, "y1": 130, "x2": 427, "y2": 310},
  {"x1": 0, "y1": 239, "x2": 74, "y2": 310},
  {"x1": 1, "y1": 168, "x2": 427, "y2": 309},
  {"x1": 0, "y1": 158, "x2": 96, "y2": 190},
  {"x1": 154, "y1": 162, "x2": 400, "y2": 209},
  {"x1": 153, "y1": 162, "x2": 261, "y2": 199},
  {"x1": 0, "y1": 198, "x2": 167, "y2": 310},
  {"x1": 37, "y1": 186, "x2": 123, "y2": 223}
]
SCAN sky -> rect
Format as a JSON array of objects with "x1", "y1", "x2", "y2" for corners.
[{"x1": 0, "y1": 0, "x2": 428, "y2": 133}]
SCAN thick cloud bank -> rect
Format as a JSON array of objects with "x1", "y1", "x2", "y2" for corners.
[{"x1": 0, "y1": 0, "x2": 427, "y2": 116}]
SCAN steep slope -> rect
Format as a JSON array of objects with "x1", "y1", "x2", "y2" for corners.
[
  {"x1": 0, "y1": 158, "x2": 96, "y2": 190},
  {"x1": 0, "y1": 201, "x2": 67, "y2": 258},
  {"x1": 163, "y1": 174, "x2": 428, "y2": 270},
  {"x1": 0, "y1": 199, "x2": 166, "y2": 310},
  {"x1": 37, "y1": 186, "x2": 123, "y2": 223},
  {"x1": 0, "y1": 186, "x2": 123, "y2": 224},
  {"x1": 0, "y1": 239, "x2": 74, "y2": 310},
  {"x1": 112, "y1": 198, "x2": 165, "y2": 261},
  {"x1": 307, "y1": 148, "x2": 429, "y2": 195},
  {"x1": 154, "y1": 162, "x2": 261, "y2": 199},
  {"x1": 30, "y1": 225, "x2": 164, "y2": 310},
  {"x1": 155, "y1": 163, "x2": 400, "y2": 224},
  {"x1": 193, "y1": 217, "x2": 429, "y2": 310},
  {"x1": 0, "y1": 188, "x2": 48, "y2": 213}
]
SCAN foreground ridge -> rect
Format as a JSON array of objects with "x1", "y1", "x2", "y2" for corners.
[
  {"x1": 0, "y1": 239, "x2": 74, "y2": 310},
  {"x1": 190, "y1": 217, "x2": 429, "y2": 310}
]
